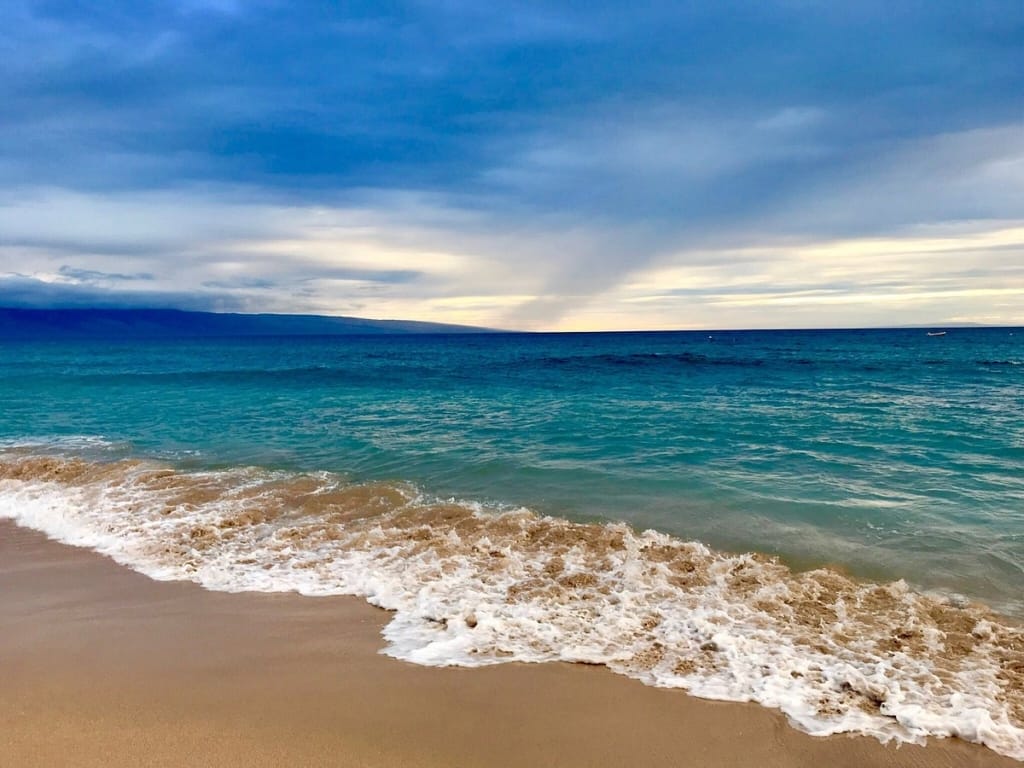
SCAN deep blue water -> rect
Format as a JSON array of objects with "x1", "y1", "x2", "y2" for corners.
[{"x1": 2, "y1": 328, "x2": 1022, "y2": 612}]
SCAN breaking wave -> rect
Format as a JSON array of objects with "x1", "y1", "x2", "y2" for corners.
[{"x1": 1, "y1": 452, "x2": 1022, "y2": 760}]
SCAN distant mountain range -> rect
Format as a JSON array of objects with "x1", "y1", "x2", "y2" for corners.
[{"x1": 0, "y1": 308, "x2": 497, "y2": 339}]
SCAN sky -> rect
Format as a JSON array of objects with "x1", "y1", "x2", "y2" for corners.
[{"x1": 1, "y1": 1, "x2": 1022, "y2": 331}]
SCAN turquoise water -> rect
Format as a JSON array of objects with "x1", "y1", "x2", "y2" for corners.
[{"x1": 1, "y1": 328, "x2": 1022, "y2": 612}]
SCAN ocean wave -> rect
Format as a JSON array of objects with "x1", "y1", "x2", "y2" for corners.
[
  {"x1": 1, "y1": 452, "x2": 1021, "y2": 761},
  {"x1": 532, "y1": 352, "x2": 768, "y2": 369},
  {"x1": 526, "y1": 352, "x2": 1021, "y2": 374},
  {"x1": 47, "y1": 365, "x2": 389, "y2": 385},
  {"x1": 0, "y1": 435, "x2": 131, "y2": 453}
]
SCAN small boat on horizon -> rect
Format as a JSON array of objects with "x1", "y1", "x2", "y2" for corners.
[{"x1": 927, "y1": 331, "x2": 947, "y2": 337}]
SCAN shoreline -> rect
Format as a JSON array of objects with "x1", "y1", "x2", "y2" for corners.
[{"x1": 2, "y1": 520, "x2": 1017, "y2": 767}]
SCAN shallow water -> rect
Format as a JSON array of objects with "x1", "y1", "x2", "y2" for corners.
[{"x1": 1, "y1": 329, "x2": 1021, "y2": 608}]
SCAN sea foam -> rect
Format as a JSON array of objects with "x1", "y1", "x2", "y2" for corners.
[{"x1": 1, "y1": 453, "x2": 1022, "y2": 761}]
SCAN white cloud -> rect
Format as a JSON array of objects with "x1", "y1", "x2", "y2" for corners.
[
  {"x1": 2, "y1": 120, "x2": 1022, "y2": 331},
  {"x1": 568, "y1": 223, "x2": 1024, "y2": 330}
]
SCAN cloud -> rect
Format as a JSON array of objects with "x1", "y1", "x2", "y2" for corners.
[
  {"x1": 487, "y1": 115, "x2": 1024, "y2": 327},
  {"x1": 0, "y1": 1, "x2": 1022, "y2": 328},
  {"x1": 58, "y1": 266, "x2": 155, "y2": 282},
  {"x1": 566, "y1": 223, "x2": 1024, "y2": 331},
  {"x1": 0, "y1": 275, "x2": 249, "y2": 311},
  {"x1": 4, "y1": 1, "x2": 1019, "y2": 195}
]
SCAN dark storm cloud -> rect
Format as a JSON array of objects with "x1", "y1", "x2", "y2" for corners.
[
  {"x1": 4, "y1": 0, "x2": 1020, "y2": 199},
  {"x1": 0, "y1": 275, "x2": 248, "y2": 311}
]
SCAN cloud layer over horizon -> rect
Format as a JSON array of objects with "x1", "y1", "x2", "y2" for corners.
[{"x1": 2, "y1": 1, "x2": 1022, "y2": 329}]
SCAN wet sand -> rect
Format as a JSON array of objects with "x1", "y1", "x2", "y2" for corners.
[{"x1": 1, "y1": 520, "x2": 1015, "y2": 767}]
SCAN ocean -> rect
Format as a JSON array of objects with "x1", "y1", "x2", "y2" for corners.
[{"x1": 1, "y1": 328, "x2": 1022, "y2": 758}]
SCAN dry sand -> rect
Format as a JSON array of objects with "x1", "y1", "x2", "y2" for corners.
[{"x1": 0, "y1": 520, "x2": 1015, "y2": 767}]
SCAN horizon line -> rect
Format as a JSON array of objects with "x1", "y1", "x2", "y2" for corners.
[{"x1": 1, "y1": 306, "x2": 1020, "y2": 335}]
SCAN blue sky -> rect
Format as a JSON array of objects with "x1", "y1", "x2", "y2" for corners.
[{"x1": 1, "y1": 1, "x2": 1022, "y2": 329}]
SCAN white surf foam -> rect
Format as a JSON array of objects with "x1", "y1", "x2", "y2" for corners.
[{"x1": 1, "y1": 454, "x2": 1021, "y2": 761}]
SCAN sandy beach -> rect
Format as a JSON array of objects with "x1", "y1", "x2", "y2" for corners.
[{"x1": 1, "y1": 520, "x2": 1015, "y2": 768}]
